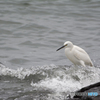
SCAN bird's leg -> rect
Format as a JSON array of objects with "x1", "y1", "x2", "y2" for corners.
[{"x1": 80, "y1": 60, "x2": 86, "y2": 67}]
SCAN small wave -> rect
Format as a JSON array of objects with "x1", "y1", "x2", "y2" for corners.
[{"x1": 0, "y1": 64, "x2": 57, "y2": 80}]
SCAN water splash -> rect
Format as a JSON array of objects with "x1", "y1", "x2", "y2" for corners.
[
  {"x1": 31, "y1": 66, "x2": 100, "y2": 93},
  {"x1": 0, "y1": 63, "x2": 100, "y2": 94}
]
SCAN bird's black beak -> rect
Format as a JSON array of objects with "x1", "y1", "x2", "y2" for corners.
[{"x1": 56, "y1": 45, "x2": 65, "y2": 51}]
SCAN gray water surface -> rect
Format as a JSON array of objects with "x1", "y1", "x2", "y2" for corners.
[
  {"x1": 0, "y1": 0, "x2": 100, "y2": 68},
  {"x1": 0, "y1": 0, "x2": 100, "y2": 100}
]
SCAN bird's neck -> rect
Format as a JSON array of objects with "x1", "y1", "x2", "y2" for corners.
[{"x1": 65, "y1": 46, "x2": 73, "y2": 51}]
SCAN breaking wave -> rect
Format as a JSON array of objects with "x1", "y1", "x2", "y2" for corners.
[{"x1": 0, "y1": 63, "x2": 100, "y2": 93}]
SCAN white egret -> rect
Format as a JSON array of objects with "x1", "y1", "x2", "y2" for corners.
[{"x1": 56, "y1": 41, "x2": 93, "y2": 67}]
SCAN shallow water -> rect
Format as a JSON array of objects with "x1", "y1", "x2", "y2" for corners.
[{"x1": 0, "y1": 0, "x2": 100, "y2": 99}]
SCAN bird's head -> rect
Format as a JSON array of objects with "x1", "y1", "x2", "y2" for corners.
[{"x1": 56, "y1": 41, "x2": 73, "y2": 51}]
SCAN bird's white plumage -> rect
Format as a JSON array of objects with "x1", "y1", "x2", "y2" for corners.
[{"x1": 57, "y1": 41, "x2": 93, "y2": 67}]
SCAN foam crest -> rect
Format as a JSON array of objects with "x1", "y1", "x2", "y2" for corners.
[
  {"x1": 0, "y1": 64, "x2": 57, "y2": 79},
  {"x1": 0, "y1": 66, "x2": 32, "y2": 79}
]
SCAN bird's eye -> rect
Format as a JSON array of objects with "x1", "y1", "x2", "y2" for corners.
[{"x1": 66, "y1": 44, "x2": 68, "y2": 46}]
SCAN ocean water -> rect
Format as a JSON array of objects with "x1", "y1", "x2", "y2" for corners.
[{"x1": 0, "y1": 0, "x2": 100, "y2": 100}]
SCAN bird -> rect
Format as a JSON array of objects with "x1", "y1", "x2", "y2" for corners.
[{"x1": 56, "y1": 41, "x2": 93, "y2": 67}]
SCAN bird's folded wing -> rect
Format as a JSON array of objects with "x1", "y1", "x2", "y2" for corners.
[{"x1": 73, "y1": 46, "x2": 88, "y2": 60}]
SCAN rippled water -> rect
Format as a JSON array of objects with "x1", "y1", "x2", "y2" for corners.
[{"x1": 0, "y1": 0, "x2": 100, "y2": 99}]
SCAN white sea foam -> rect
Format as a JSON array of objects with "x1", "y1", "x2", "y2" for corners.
[
  {"x1": 31, "y1": 77, "x2": 81, "y2": 92},
  {"x1": 31, "y1": 66, "x2": 100, "y2": 93},
  {"x1": 0, "y1": 64, "x2": 57, "y2": 79},
  {"x1": 0, "y1": 63, "x2": 100, "y2": 93}
]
